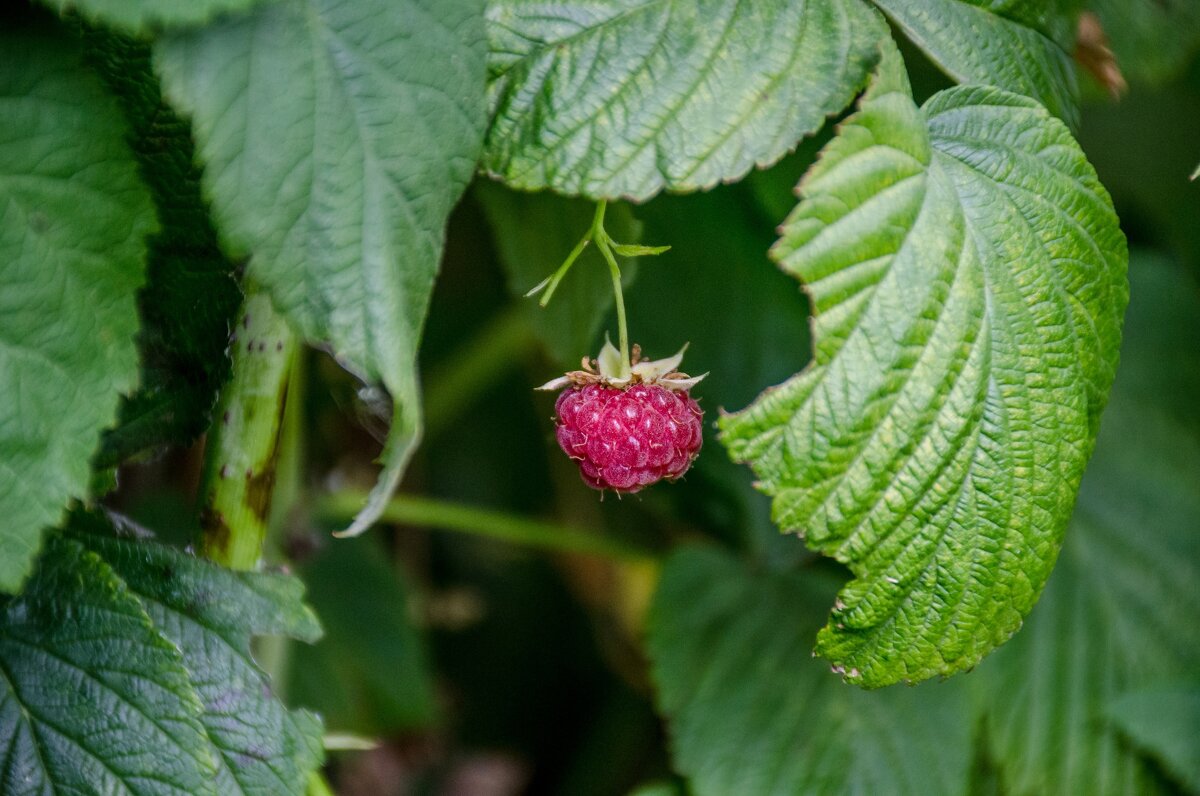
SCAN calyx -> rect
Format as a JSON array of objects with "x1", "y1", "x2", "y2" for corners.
[{"x1": 537, "y1": 340, "x2": 707, "y2": 392}]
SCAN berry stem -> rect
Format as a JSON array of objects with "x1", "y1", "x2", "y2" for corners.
[
  {"x1": 316, "y1": 491, "x2": 659, "y2": 562},
  {"x1": 590, "y1": 200, "x2": 630, "y2": 366}
]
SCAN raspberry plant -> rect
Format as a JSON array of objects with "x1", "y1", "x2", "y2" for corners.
[{"x1": 0, "y1": 0, "x2": 1198, "y2": 793}]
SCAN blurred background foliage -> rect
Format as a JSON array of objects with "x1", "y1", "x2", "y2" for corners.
[{"x1": 103, "y1": 12, "x2": 1200, "y2": 795}]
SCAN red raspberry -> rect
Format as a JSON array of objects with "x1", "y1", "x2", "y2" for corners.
[{"x1": 554, "y1": 383, "x2": 703, "y2": 493}]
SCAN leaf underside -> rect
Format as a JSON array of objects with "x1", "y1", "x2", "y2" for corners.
[
  {"x1": 482, "y1": 0, "x2": 888, "y2": 200},
  {"x1": 154, "y1": 0, "x2": 488, "y2": 535},
  {"x1": 720, "y1": 42, "x2": 1127, "y2": 687},
  {"x1": 0, "y1": 24, "x2": 155, "y2": 592},
  {"x1": 0, "y1": 513, "x2": 323, "y2": 795}
]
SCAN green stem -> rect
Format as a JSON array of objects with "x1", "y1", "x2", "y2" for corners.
[
  {"x1": 197, "y1": 289, "x2": 297, "y2": 570},
  {"x1": 316, "y1": 492, "x2": 658, "y2": 562},
  {"x1": 534, "y1": 199, "x2": 631, "y2": 365},
  {"x1": 538, "y1": 231, "x2": 591, "y2": 307},
  {"x1": 590, "y1": 200, "x2": 629, "y2": 365}
]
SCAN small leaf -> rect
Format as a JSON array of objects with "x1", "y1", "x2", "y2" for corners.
[
  {"x1": 974, "y1": 254, "x2": 1200, "y2": 795},
  {"x1": 720, "y1": 42, "x2": 1127, "y2": 686},
  {"x1": 1108, "y1": 686, "x2": 1200, "y2": 793},
  {"x1": 0, "y1": 536, "x2": 219, "y2": 795},
  {"x1": 483, "y1": 0, "x2": 889, "y2": 200},
  {"x1": 648, "y1": 546, "x2": 972, "y2": 795},
  {"x1": 871, "y1": 0, "x2": 1079, "y2": 127},
  {"x1": 39, "y1": 0, "x2": 273, "y2": 34},
  {"x1": 155, "y1": 0, "x2": 489, "y2": 536},
  {"x1": 0, "y1": 22, "x2": 156, "y2": 591},
  {"x1": 612, "y1": 243, "x2": 670, "y2": 257}
]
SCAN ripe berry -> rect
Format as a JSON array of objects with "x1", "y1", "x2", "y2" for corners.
[{"x1": 554, "y1": 383, "x2": 703, "y2": 493}]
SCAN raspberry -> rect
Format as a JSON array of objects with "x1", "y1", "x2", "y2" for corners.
[{"x1": 554, "y1": 383, "x2": 703, "y2": 493}]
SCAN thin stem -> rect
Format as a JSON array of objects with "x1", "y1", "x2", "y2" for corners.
[
  {"x1": 316, "y1": 492, "x2": 659, "y2": 562},
  {"x1": 590, "y1": 200, "x2": 629, "y2": 364},
  {"x1": 197, "y1": 289, "x2": 297, "y2": 570},
  {"x1": 538, "y1": 232, "x2": 591, "y2": 307}
]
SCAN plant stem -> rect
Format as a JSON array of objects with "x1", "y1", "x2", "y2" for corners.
[
  {"x1": 197, "y1": 289, "x2": 297, "y2": 570},
  {"x1": 538, "y1": 231, "x2": 591, "y2": 307},
  {"x1": 316, "y1": 492, "x2": 659, "y2": 562},
  {"x1": 534, "y1": 198, "x2": 631, "y2": 365},
  {"x1": 590, "y1": 200, "x2": 630, "y2": 365}
]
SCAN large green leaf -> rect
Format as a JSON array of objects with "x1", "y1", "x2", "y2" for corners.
[
  {"x1": 648, "y1": 547, "x2": 972, "y2": 795},
  {"x1": 720, "y1": 43, "x2": 1127, "y2": 686},
  {"x1": 82, "y1": 30, "x2": 242, "y2": 469},
  {"x1": 0, "y1": 24, "x2": 155, "y2": 591},
  {"x1": 0, "y1": 536, "x2": 216, "y2": 795},
  {"x1": 0, "y1": 514, "x2": 324, "y2": 795},
  {"x1": 1108, "y1": 686, "x2": 1200, "y2": 793},
  {"x1": 40, "y1": 0, "x2": 271, "y2": 35},
  {"x1": 155, "y1": 0, "x2": 488, "y2": 536},
  {"x1": 871, "y1": 0, "x2": 1079, "y2": 126},
  {"x1": 482, "y1": 0, "x2": 888, "y2": 200},
  {"x1": 474, "y1": 181, "x2": 641, "y2": 365},
  {"x1": 974, "y1": 254, "x2": 1200, "y2": 795}
]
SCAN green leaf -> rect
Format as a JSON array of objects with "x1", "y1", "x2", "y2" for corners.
[
  {"x1": 0, "y1": 510, "x2": 325, "y2": 794},
  {"x1": 81, "y1": 30, "x2": 242, "y2": 469},
  {"x1": 0, "y1": 536, "x2": 218, "y2": 794},
  {"x1": 974, "y1": 254, "x2": 1200, "y2": 795},
  {"x1": 1087, "y1": 0, "x2": 1200, "y2": 86},
  {"x1": 871, "y1": 0, "x2": 1079, "y2": 127},
  {"x1": 648, "y1": 547, "x2": 972, "y2": 795},
  {"x1": 612, "y1": 243, "x2": 671, "y2": 258},
  {"x1": 70, "y1": 516, "x2": 324, "y2": 795},
  {"x1": 1108, "y1": 686, "x2": 1200, "y2": 793},
  {"x1": 955, "y1": 0, "x2": 1079, "y2": 47},
  {"x1": 287, "y1": 535, "x2": 437, "y2": 734},
  {"x1": 0, "y1": 24, "x2": 156, "y2": 591},
  {"x1": 154, "y1": 0, "x2": 488, "y2": 536},
  {"x1": 720, "y1": 43, "x2": 1128, "y2": 686},
  {"x1": 474, "y1": 182, "x2": 641, "y2": 364},
  {"x1": 39, "y1": 0, "x2": 272, "y2": 35},
  {"x1": 482, "y1": 0, "x2": 888, "y2": 200}
]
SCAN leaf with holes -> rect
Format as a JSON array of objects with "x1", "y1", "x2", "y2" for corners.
[
  {"x1": 155, "y1": 0, "x2": 488, "y2": 536},
  {"x1": 0, "y1": 24, "x2": 155, "y2": 592},
  {"x1": 482, "y1": 0, "x2": 888, "y2": 200},
  {"x1": 720, "y1": 42, "x2": 1127, "y2": 686}
]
